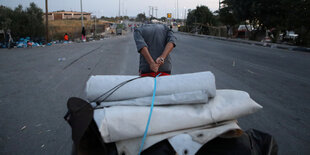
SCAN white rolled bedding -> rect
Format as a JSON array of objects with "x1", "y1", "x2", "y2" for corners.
[
  {"x1": 85, "y1": 71, "x2": 262, "y2": 146},
  {"x1": 86, "y1": 71, "x2": 216, "y2": 105},
  {"x1": 93, "y1": 90, "x2": 262, "y2": 143}
]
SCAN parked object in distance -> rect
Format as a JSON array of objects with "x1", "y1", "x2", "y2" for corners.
[
  {"x1": 238, "y1": 25, "x2": 254, "y2": 32},
  {"x1": 116, "y1": 24, "x2": 123, "y2": 35},
  {"x1": 280, "y1": 31, "x2": 299, "y2": 41},
  {"x1": 237, "y1": 25, "x2": 254, "y2": 38}
]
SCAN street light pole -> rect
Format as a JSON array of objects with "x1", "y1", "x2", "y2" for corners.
[
  {"x1": 177, "y1": 0, "x2": 179, "y2": 20},
  {"x1": 94, "y1": 16, "x2": 96, "y2": 36},
  {"x1": 119, "y1": 0, "x2": 121, "y2": 17},
  {"x1": 45, "y1": 0, "x2": 49, "y2": 43},
  {"x1": 80, "y1": 0, "x2": 84, "y2": 27}
]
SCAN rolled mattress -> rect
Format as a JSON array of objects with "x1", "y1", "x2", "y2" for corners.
[
  {"x1": 85, "y1": 71, "x2": 216, "y2": 104},
  {"x1": 94, "y1": 90, "x2": 262, "y2": 142}
]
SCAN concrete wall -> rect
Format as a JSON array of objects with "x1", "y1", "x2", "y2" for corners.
[{"x1": 43, "y1": 12, "x2": 91, "y2": 21}]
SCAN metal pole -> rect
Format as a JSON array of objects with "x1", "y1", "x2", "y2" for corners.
[
  {"x1": 95, "y1": 16, "x2": 96, "y2": 36},
  {"x1": 45, "y1": 0, "x2": 49, "y2": 43},
  {"x1": 177, "y1": 0, "x2": 179, "y2": 20},
  {"x1": 80, "y1": 0, "x2": 84, "y2": 27},
  {"x1": 152, "y1": 7, "x2": 154, "y2": 18},
  {"x1": 119, "y1": 0, "x2": 121, "y2": 17},
  {"x1": 184, "y1": 8, "x2": 186, "y2": 20}
]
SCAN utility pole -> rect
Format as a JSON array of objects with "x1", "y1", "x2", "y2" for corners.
[
  {"x1": 94, "y1": 16, "x2": 96, "y2": 36},
  {"x1": 80, "y1": 0, "x2": 84, "y2": 27},
  {"x1": 177, "y1": 0, "x2": 179, "y2": 19},
  {"x1": 184, "y1": 8, "x2": 186, "y2": 20},
  {"x1": 45, "y1": 0, "x2": 49, "y2": 43},
  {"x1": 119, "y1": 0, "x2": 121, "y2": 17},
  {"x1": 122, "y1": 0, "x2": 125, "y2": 16},
  {"x1": 152, "y1": 7, "x2": 154, "y2": 18}
]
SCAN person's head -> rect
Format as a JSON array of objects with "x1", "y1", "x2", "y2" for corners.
[{"x1": 65, "y1": 33, "x2": 68, "y2": 35}]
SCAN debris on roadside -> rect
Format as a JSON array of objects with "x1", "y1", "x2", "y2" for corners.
[
  {"x1": 247, "y1": 69, "x2": 255, "y2": 74},
  {"x1": 58, "y1": 57, "x2": 66, "y2": 62},
  {"x1": 1, "y1": 35, "x2": 105, "y2": 49},
  {"x1": 16, "y1": 37, "x2": 42, "y2": 48},
  {"x1": 20, "y1": 126, "x2": 27, "y2": 131}
]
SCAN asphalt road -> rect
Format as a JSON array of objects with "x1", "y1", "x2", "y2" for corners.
[{"x1": 0, "y1": 32, "x2": 309, "y2": 155}]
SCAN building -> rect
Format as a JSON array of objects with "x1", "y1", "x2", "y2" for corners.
[{"x1": 43, "y1": 11, "x2": 91, "y2": 20}]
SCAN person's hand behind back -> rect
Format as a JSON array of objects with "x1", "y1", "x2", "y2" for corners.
[{"x1": 150, "y1": 62, "x2": 160, "y2": 73}]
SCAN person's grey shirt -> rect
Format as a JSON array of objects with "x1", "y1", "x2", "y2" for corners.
[{"x1": 134, "y1": 24, "x2": 176, "y2": 73}]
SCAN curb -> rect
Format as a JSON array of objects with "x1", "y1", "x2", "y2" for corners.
[{"x1": 179, "y1": 32, "x2": 310, "y2": 53}]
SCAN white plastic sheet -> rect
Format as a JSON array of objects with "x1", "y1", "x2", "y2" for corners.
[
  {"x1": 115, "y1": 121, "x2": 240, "y2": 155},
  {"x1": 86, "y1": 71, "x2": 216, "y2": 105},
  {"x1": 93, "y1": 90, "x2": 262, "y2": 143}
]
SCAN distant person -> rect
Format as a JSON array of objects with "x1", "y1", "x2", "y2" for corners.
[
  {"x1": 226, "y1": 25, "x2": 233, "y2": 38},
  {"x1": 81, "y1": 27, "x2": 86, "y2": 42},
  {"x1": 134, "y1": 24, "x2": 176, "y2": 77},
  {"x1": 64, "y1": 33, "x2": 69, "y2": 41},
  {"x1": 27, "y1": 41, "x2": 32, "y2": 47},
  {"x1": 5, "y1": 29, "x2": 13, "y2": 49}
]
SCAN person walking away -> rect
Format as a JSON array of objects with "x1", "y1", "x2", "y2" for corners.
[
  {"x1": 134, "y1": 24, "x2": 176, "y2": 77},
  {"x1": 81, "y1": 27, "x2": 86, "y2": 42},
  {"x1": 5, "y1": 29, "x2": 13, "y2": 49}
]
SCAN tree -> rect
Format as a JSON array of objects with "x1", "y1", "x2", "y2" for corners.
[
  {"x1": 186, "y1": 6, "x2": 215, "y2": 26},
  {"x1": 136, "y1": 13, "x2": 146, "y2": 22},
  {"x1": 160, "y1": 17, "x2": 167, "y2": 22},
  {"x1": 218, "y1": 7, "x2": 238, "y2": 26},
  {"x1": 0, "y1": 3, "x2": 44, "y2": 40},
  {"x1": 221, "y1": 0, "x2": 310, "y2": 45},
  {"x1": 26, "y1": 2, "x2": 44, "y2": 39}
]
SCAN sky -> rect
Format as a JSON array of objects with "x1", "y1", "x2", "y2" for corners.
[{"x1": 0, "y1": 0, "x2": 220, "y2": 18}]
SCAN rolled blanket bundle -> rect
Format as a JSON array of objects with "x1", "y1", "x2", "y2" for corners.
[
  {"x1": 85, "y1": 71, "x2": 262, "y2": 152},
  {"x1": 86, "y1": 71, "x2": 216, "y2": 106},
  {"x1": 94, "y1": 90, "x2": 262, "y2": 142}
]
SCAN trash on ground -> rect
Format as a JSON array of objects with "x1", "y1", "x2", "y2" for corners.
[
  {"x1": 58, "y1": 57, "x2": 66, "y2": 61},
  {"x1": 20, "y1": 126, "x2": 26, "y2": 131},
  {"x1": 247, "y1": 69, "x2": 255, "y2": 74}
]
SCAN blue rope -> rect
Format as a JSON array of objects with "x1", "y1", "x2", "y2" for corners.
[{"x1": 138, "y1": 73, "x2": 161, "y2": 155}]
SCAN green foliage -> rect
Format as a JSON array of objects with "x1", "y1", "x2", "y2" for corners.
[
  {"x1": 186, "y1": 6, "x2": 215, "y2": 26},
  {"x1": 218, "y1": 7, "x2": 237, "y2": 26},
  {"x1": 136, "y1": 13, "x2": 146, "y2": 22},
  {"x1": 221, "y1": 0, "x2": 310, "y2": 46},
  {"x1": 0, "y1": 3, "x2": 44, "y2": 40},
  {"x1": 160, "y1": 17, "x2": 167, "y2": 22},
  {"x1": 100, "y1": 16, "x2": 116, "y2": 22}
]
